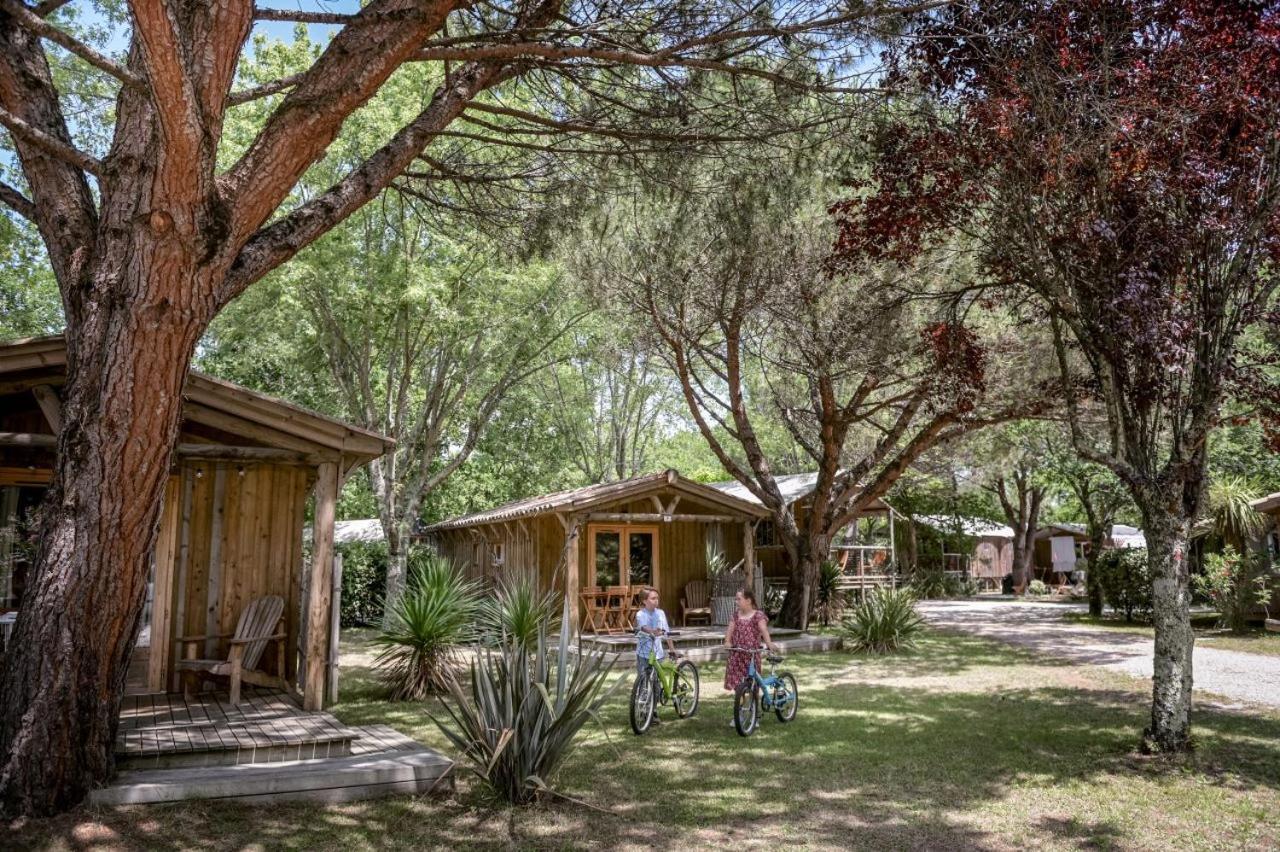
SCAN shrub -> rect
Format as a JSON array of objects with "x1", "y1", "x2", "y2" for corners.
[
  {"x1": 1093, "y1": 548, "x2": 1152, "y2": 623},
  {"x1": 339, "y1": 540, "x2": 389, "y2": 627},
  {"x1": 839, "y1": 587, "x2": 925, "y2": 654},
  {"x1": 763, "y1": 585, "x2": 786, "y2": 620},
  {"x1": 432, "y1": 602, "x2": 620, "y2": 805},
  {"x1": 1026, "y1": 579, "x2": 1051, "y2": 597},
  {"x1": 374, "y1": 553, "x2": 480, "y2": 700},
  {"x1": 909, "y1": 566, "x2": 950, "y2": 600},
  {"x1": 812, "y1": 560, "x2": 850, "y2": 626},
  {"x1": 1195, "y1": 547, "x2": 1273, "y2": 633},
  {"x1": 479, "y1": 572, "x2": 559, "y2": 649}
]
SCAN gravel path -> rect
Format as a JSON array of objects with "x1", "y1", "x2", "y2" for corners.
[{"x1": 918, "y1": 598, "x2": 1280, "y2": 709}]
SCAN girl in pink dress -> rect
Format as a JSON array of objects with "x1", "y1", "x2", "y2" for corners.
[{"x1": 722, "y1": 588, "x2": 779, "y2": 691}]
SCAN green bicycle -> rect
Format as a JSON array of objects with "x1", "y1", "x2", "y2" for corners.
[{"x1": 630, "y1": 632, "x2": 700, "y2": 735}]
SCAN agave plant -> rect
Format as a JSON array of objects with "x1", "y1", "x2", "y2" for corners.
[
  {"x1": 479, "y1": 572, "x2": 559, "y2": 650},
  {"x1": 374, "y1": 552, "x2": 481, "y2": 700},
  {"x1": 839, "y1": 587, "x2": 925, "y2": 654},
  {"x1": 432, "y1": 600, "x2": 621, "y2": 805}
]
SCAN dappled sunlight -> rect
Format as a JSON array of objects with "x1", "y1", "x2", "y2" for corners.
[{"x1": 12, "y1": 628, "x2": 1280, "y2": 851}]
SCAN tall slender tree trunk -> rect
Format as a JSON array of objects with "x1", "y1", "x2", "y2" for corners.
[
  {"x1": 1085, "y1": 525, "x2": 1108, "y2": 617},
  {"x1": 0, "y1": 313, "x2": 204, "y2": 815},
  {"x1": 1141, "y1": 508, "x2": 1194, "y2": 753},
  {"x1": 383, "y1": 526, "x2": 410, "y2": 627}
]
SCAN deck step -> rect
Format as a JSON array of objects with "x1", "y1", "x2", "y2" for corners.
[
  {"x1": 91, "y1": 739, "x2": 454, "y2": 806},
  {"x1": 116, "y1": 712, "x2": 361, "y2": 771}
]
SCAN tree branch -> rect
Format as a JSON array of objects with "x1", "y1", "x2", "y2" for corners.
[
  {"x1": 2, "y1": 0, "x2": 144, "y2": 88},
  {"x1": 226, "y1": 71, "x2": 304, "y2": 106},
  {"x1": 0, "y1": 179, "x2": 35, "y2": 220},
  {"x1": 0, "y1": 104, "x2": 101, "y2": 175}
]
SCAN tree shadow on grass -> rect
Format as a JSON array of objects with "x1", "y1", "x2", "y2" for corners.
[{"x1": 13, "y1": 633, "x2": 1280, "y2": 851}]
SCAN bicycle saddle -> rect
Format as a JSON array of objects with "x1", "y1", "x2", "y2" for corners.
[{"x1": 765, "y1": 653, "x2": 784, "y2": 664}]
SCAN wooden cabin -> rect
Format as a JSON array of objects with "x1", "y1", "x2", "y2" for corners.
[
  {"x1": 426, "y1": 470, "x2": 769, "y2": 631},
  {"x1": 914, "y1": 515, "x2": 1015, "y2": 590},
  {"x1": 0, "y1": 336, "x2": 392, "y2": 710},
  {"x1": 424, "y1": 469, "x2": 895, "y2": 630}
]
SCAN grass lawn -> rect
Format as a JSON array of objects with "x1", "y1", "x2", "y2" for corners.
[
  {"x1": 1199, "y1": 631, "x2": 1280, "y2": 658},
  {"x1": 11, "y1": 629, "x2": 1280, "y2": 851}
]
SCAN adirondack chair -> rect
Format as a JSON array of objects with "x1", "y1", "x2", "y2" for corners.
[
  {"x1": 176, "y1": 595, "x2": 287, "y2": 705},
  {"x1": 680, "y1": 580, "x2": 712, "y2": 627}
]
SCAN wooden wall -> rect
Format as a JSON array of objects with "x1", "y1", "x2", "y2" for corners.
[
  {"x1": 153, "y1": 460, "x2": 311, "y2": 690},
  {"x1": 429, "y1": 491, "x2": 752, "y2": 621}
]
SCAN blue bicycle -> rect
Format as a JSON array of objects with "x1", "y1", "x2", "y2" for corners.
[{"x1": 728, "y1": 645, "x2": 798, "y2": 736}]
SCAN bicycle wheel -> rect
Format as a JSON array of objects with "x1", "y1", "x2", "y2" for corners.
[
  {"x1": 672, "y1": 661, "x2": 700, "y2": 718},
  {"x1": 630, "y1": 670, "x2": 657, "y2": 735},
  {"x1": 773, "y1": 671, "x2": 799, "y2": 723},
  {"x1": 733, "y1": 680, "x2": 759, "y2": 737}
]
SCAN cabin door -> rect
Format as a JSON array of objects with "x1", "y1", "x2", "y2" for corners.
[{"x1": 588, "y1": 525, "x2": 659, "y2": 588}]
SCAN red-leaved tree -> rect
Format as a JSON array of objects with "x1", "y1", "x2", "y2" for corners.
[{"x1": 832, "y1": 0, "x2": 1280, "y2": 752}]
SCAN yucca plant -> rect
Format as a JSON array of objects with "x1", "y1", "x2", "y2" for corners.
[
  {"x1": 839, "y1": 587, "x2": 925, "y2": 654},
  {"x1": 812, "y1": 560, "x2": 849, "y2": 626},
  {"x1": 1205, "y1": 476, "x2": 1266, "y2": 553},
  {"x1": 432, "y1": 601, "x2": 621, "y2": 805},
  {"x1": 374, "y1": 552, "x2": 480, "y2": 700},
  {"x1": 479, "y1": 572, "x2": 559, "y2": 650}
]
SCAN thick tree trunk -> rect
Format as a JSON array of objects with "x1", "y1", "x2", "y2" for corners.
[
  {"x1": 1141, "y1": 510, "x2": 1194, "y2": 753},
  {"x1": 1085, "y1": 526, "x2": 1108, "y2": 617},
  {"x1": 778, "y1": 535, "x2": 826, "y2": 629},
  {"x1": 1011, "y1": 540, "x2": 1035, "y2": 590},
  {"x1": 0, "y1": 320, "x2": 202, "y2": 815}
]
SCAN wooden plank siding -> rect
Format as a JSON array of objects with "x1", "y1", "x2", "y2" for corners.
[
  {"x1": 429, "y1": 490, "x2": 752, "y2": 623},
  {"x1": 158, "y1": 462, "x2": 309, "y2": 690}
]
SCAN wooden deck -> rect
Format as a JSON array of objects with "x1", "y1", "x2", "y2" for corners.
[{"x1": 95, "y1": 689, "x2": 454, "y2": 805}]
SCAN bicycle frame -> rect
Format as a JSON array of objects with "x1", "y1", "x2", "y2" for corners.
[{"x1": 729, "y1": 647, "x2": 794, "y2": 711}]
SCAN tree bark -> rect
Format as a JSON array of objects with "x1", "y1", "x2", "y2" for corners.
[
  {"x1": 777, "y1": 533, "x2": 828, "y2": 629},
  {"x1": 1085, "y1": 524, "x2": 1108, "y2": 618},
  {"x1": 383, "y1": 524, "x2": 410, "y2": 627},
  {"x1": 1141, "y1": 509, "x2": 1194, "y2": 753},
  {"x1": 0, "y1": 318, "x2": 203, "y2": 815}
]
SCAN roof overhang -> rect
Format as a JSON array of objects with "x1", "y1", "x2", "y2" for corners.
[
  {"x1": 1252, "y1": 492, "x2": 1280, "y2": 515},
  {"x1": 0, "y1": 335, "x2": 394, "y2": 466},
  {"x1": 426, "y1": 469, "x2": 771, "y2": 532}
]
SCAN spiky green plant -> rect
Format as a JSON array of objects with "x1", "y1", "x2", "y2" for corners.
[
  {"x1": 839, "y1": 587, "x2": 924, "y2": 654},
  {"x1": 479, "y1": 572, "x2": 559, "y2": 650},
  {"x1": 812, "y1": 560, "x2": 849, "y2": 626},
  {"x1": 1205, "y1": 476, "x2": 1266, "y2": 552},
  {"x1": 374, "y1": 553, "x2": 480, "y2": 700},
  {"x1": 432, "y1": 601, "x2": 621, "y2": 805}
]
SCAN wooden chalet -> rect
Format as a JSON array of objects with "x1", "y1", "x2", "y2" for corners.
[
  {"x1": 425, "y1": 469, "x2": 896, "y2": 632},
  {"x1": 0, "y1": 335, "x2": 393, "y2": 710}
]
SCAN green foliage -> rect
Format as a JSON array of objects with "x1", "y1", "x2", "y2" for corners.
[
  {"x1": 839, "y1": 587, "x2": 925, "y2": 654},
  {"x1": 812, "y1": 560, "x2": 849, "y2": 626},
  {"x1": 479, "y1": 573, "x2": 560, "y2": 650},
  {"x1": 374, "y1": 553, "x2": 480, "y2": 700},
  {"x1": 339, "y1": 541, "x2": 388, "y2": 627},
  {"x1": 1204, "y1": 476, "x2": 1267, "y2": 550},
  {"x1": 1093, "y1": 548, "x2": 1153, "y2": 623},
  {"x1": 1026, "y1": 579, "x2": 1051, "y2": 597},
  {"x1": 1195, "y1": 547, "x2": 1273, "y2": 633},
  {"x1": 909, "y1": 566, "x2": 973, "y2": 599},
  {"x1": 432, "y1": 604, "x2": 621, "y2": 805}
]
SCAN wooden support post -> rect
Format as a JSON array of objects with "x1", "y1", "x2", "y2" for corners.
[
  {"x1": 328, "y1": 552, "x2": 344, "y2": 706},
  {"x1": 31, "y1": 384, "x2": 62, "y2": 432},
  {"x1": 304, "y1": 461, "x2": 339, "y2": 711},
  {"x1": 564, "y1": 515, "x2": 581, "y2": 637}
]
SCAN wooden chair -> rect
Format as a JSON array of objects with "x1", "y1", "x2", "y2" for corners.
[
  {"x1": 680, "y1": 580, "x2": 712, "y2": 627},
  {"x1": 580, "y1": 588, "x2": 606, "y2": 634},
  {"x1": 604, "y1": 585, "x2": 631, "y2": 634},
  {"x1": 176, "y1": 595, "x2": 287, "y2": 705}
]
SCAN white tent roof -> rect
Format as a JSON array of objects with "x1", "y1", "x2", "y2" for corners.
[{"x1": 334, "y1": 519, "x2": 385, "y2": 545}]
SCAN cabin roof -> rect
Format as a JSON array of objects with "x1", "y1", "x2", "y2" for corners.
[
  {"x1": 1252, "y1": 492, "x2": 1280, "y2": 514},
  {"x1": 425, "y1": 469, "x2": 770, "y2": 532},
  {"x1": 916, "y1": 514, "x2": 1016, "y2": 539},
  {"x1": 0, "y1": 335, "x2": 394, "y2": 463},
  {"x1": 707, "y1": 471, "x2": 892, "y2": 514}
]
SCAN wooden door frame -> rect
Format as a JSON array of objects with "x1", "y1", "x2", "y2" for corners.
[{"x1": 586, "y1": 523, "x2": 660, "y2": 589}]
